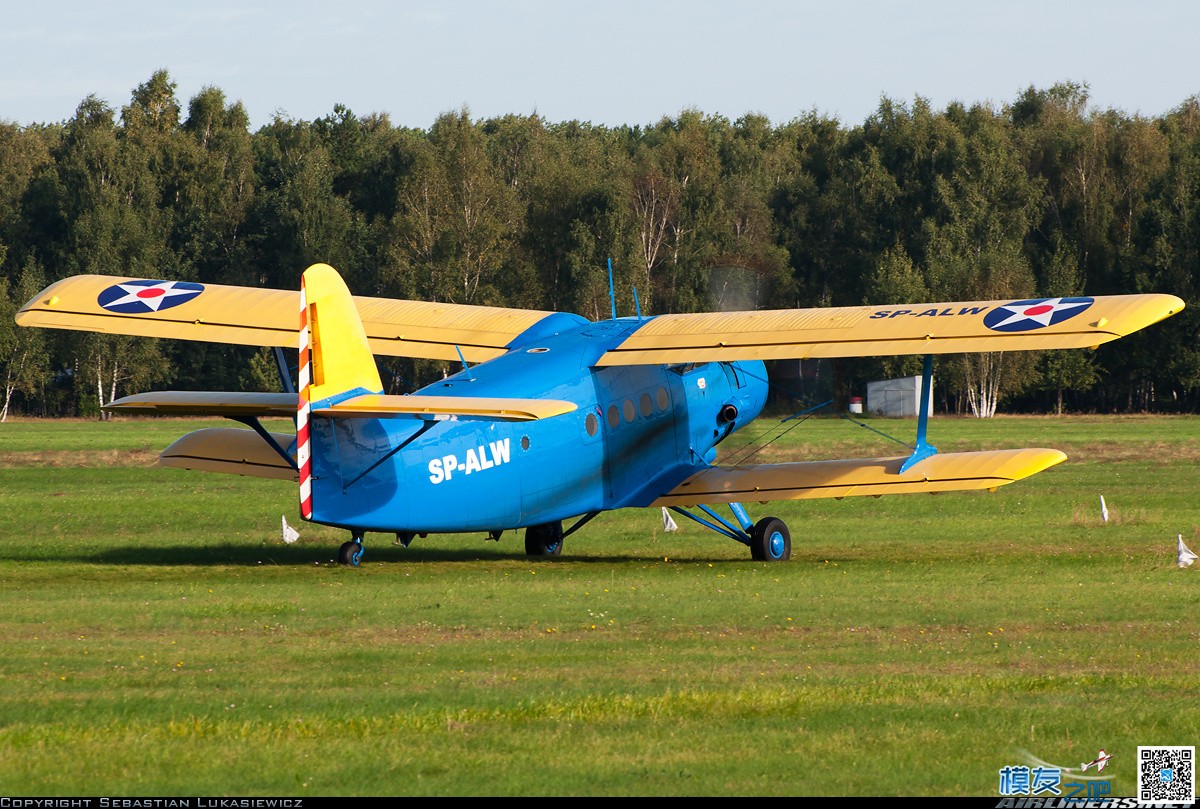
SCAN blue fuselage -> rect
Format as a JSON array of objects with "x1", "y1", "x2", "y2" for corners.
[{"x1": 309, "y1": 316, "x2": 767, "y2": 533}]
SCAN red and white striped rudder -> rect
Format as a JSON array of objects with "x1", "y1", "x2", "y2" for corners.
[{"x1": 297, "y1": 281, "x2": 313, "y2": 520}]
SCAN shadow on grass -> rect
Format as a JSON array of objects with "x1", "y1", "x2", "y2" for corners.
[{"x1": 3, "y1": 543, "x2": 764, "y2": 566}]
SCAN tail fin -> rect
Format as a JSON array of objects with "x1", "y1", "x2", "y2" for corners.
[
  {"x1": 299, "y1": 264, "x2": 382, "y2": 404},
  {"x1": 297, "y1": 264, "x2": 382, "y2": 520}
]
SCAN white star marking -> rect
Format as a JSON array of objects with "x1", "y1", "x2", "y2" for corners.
[
  {"x1": 987, "y1": 297, "x2": 1091, "y2": 330},
  {"x1": 102, "y1": 281, "x2": 198, "y2": 311}
]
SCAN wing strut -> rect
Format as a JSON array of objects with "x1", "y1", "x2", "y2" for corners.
[
  {"x1": 273, "y1": 347, "x2": 296, "y2": 394},
  {"x1": 667, "y1": 503, "x2": 755, "y2": 545},
  {"x1": 231, "y1": 416, "x2": 299, "y2": 472},
  {"x1": 899, "y1": 354, "x2": 939, "y2": 473}
]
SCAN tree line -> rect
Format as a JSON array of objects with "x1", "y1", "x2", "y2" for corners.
[{"x1": 0, "y1": 70, "x2": 1197, "y2": 419}]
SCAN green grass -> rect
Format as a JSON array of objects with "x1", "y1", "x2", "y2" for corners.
[{"x1": 0, "y1": 415, "x2": 1197, "y2": 795}]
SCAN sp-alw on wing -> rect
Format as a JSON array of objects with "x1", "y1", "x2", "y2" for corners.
[{"x1": 16, "y1": 264, "x2": 1183, "y2": 564}]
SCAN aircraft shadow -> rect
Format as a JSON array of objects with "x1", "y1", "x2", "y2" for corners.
[{"x1": 13, "y1": 543, "x2": 781, "y2": 567}]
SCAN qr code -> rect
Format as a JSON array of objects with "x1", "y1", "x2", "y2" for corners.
[{"x1": 1139, "y1": 746, "x2": 1195, "y2": 804}]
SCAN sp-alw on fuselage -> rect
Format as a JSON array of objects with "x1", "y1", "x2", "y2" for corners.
[{"x1": 16, "y1": 263, "x2": 1183, "y2": 564}]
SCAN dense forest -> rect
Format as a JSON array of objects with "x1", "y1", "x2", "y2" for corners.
[{"x1": 0, "y1": 70, "x2": 1197, "y2": 419}]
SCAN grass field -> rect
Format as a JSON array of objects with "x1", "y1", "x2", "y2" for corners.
[{"x1": 0, "y1": 414, "x2": 1197, "y2": 796}]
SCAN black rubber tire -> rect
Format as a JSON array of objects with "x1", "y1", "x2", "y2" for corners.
[
  {"x1": 524, "y1": 522, "x2": 564, "y2": 557},
  {"x1": 339, "y1": 540, "x2": 363, "y2": 566},
  {"x1": 750, "y1": 517, "x2": 791, "y2": 561}
]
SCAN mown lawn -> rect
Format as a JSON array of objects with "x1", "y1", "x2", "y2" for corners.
[{"x1": 0, "y1": 415, "x2": 1196, "y2": 795}]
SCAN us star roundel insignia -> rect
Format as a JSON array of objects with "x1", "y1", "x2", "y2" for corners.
[
  {"x1": 97, "y1": 279, "x2": 204, "y2": 314},
  {"x1": 982, "y1": 296, "x2": 1095, "y2": 332}
]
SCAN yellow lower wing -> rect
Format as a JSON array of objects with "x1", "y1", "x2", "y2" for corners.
[
  {"x1": 160, "y1": 428, "x2": 297, "y2": 481},
  {"x1": 599, "y1": 294, "x2": 1183, "y2": 365},
  {"x1": 651, "y1": 448, "x2": 1066, "y2": 506},
  {"x1": 16, "y1": 274, "x2": 552, "y2": 363}
]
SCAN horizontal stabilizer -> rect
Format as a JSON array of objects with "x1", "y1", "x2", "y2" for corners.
[
  {"x1": 599, "y1": 294, "x2": 1184, "y2": 365},
  {"x1": 652, "y1": 448, "x2": 1067, "y2": 507},
  {"x1": 104, "y1": 390, "x2": 575, "y2": 421},
  {"x1": 312, "y1": 393, "x2": 577, "y2": 421},
  {"x1": 17, "y1": 274, "x2": 553, "y2": 362},
  {"x1": 160, "y1": 428, "x2": 297, "y2": 481},
  {"x1": 105, "y1": 391, "x2": 297, "y2": 417}
]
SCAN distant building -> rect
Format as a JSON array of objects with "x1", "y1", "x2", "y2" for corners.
[{"x1": 866, "y1": 375, "x2": 933, "y2": 417}]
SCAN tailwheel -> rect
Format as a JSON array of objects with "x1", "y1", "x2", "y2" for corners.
[
  {"x1": 339, "y1": 533, "x2": 365, "y2": 566},
  {"x1": 524, "y1": 521, "x2": 564, "y2": 558},
  {"x1": 750, "y1": 517, "x2": 790, "y2": 561}
]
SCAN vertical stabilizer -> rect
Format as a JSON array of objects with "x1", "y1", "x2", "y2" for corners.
[
  {"x1": 299, "y1": 264, "x2": 383, "y2": 403},
  {"x1": 297, "y1": 263, "x2": 383, "y2": 521}
]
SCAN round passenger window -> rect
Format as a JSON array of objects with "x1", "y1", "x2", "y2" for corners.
[
  {"x1": 656, "y1": 387, "x2": 669, "y2": 411},
  {"x1": 585, "y1": 412, "x2": 598, "y2": 436},
  {"x1": 639, "y1": 393, "x2": 653, "y2": 417},
  {"x1": 623, "y1": 399, "x2": 636, "y2": 422},
  {"x1": 607, "y1": 404, "x2": 620, "y2": 429}
]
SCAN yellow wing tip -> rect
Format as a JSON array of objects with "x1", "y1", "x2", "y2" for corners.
[{"x1": 1009, "y1": 448, "x2": 1068, "y2": 480}]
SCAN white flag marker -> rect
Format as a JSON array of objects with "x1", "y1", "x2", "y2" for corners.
[
  {"x1": 661, "y1": 507, "x2": 678, "y2": 533},
  {"x1": 281, "y1": 515, "x2": 300, "y2": 544},
  {"x1": 1099, "y1": 495, "x2": 1109, "y2": 523},
  {"x1": 1178, "y1": 535, "x2": 1197, "y2": 568}
]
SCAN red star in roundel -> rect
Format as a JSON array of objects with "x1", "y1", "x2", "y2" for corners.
[{"x1": 983, "y1": 296, "x2": 1094, "y2": 332}]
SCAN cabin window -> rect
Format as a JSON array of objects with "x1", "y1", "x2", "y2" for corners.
[
  {"x1": 585, "y1": 412, "x2": 598, "y2": 436},
  {"x1": 639, "y1": 392, "x2": 653, "y2": 417},
  {"x1": 607, "y1": 404, "x2": 620, "y2": 429},
  {"x1": 623, "y1": 399, "x2": 636, "y2": 422},
  {"x1": 656, "y1": 387, "x2": 669, "y2": 411}
]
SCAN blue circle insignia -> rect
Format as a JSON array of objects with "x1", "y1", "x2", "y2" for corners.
[
  {"x1": 97, "y1": 280, "x2": 205, "y2": 314},
  {"x1": 982, "y1": 297, "x2": 1094, "y2": 332}
]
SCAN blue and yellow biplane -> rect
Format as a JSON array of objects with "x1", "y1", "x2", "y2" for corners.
[{"x1": 17, "y1": 264, "x2": 1184, "y2": 564}]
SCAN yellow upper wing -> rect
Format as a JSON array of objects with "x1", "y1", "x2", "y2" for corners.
[
  {"x1": 652, "y1": 448, "x2": 1067, "y2": 507},
  {"x1": 598, "y1": 294, "x2": 1184, "y2": 365},
  {"x1": 16, "y1": 275, "x2": 552, "y2": 363},
  {"x1": 20, "y1": 277, "x2": 1184, "y2": 366}
]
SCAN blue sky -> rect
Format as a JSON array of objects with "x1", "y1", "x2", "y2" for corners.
[{"x1": 2, "y1": 1, "x2": 1197, "y2": 129}]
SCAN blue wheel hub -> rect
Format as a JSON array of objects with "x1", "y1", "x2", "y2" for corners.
[{"x1": 768, "y1": 531, "x2": 785, "y2": 559}]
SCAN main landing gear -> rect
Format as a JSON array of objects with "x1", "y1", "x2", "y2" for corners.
[
  {"x1": 749, "y1": 516, "x2": 791, "y2": 561},
  {"x1": 666, "y1": 504, "x2": 792, "y2": 561},
  {"x1": 522, "y1": 512, "x2": 601, "y2": 558},
  {"x1": 339, "y1": 532, "x2": 364, "y2": 566},
  {"x1": 525, "y1": 521, "x2": 564, "y2": 557}
]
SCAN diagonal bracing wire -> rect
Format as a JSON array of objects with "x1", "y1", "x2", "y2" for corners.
[{"x1": 721, "y1": 365, "x2": 917, "y2": 468}]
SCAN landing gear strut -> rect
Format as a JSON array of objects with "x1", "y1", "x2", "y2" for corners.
[
  {"x1": 524, "y1": 521, "x2": 563, "y2": 557},
  {"x1": 665, "y1": 504, "x2": 792, "y2": 561},
  {"x1": 339, "y1": 532, "x2": 364, "y2": 566}
]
